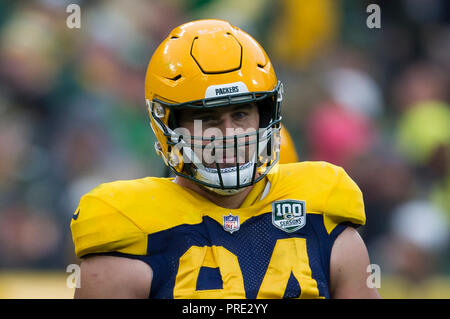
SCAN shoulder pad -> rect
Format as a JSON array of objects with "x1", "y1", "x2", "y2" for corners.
[
  {"x1": 320, "y1": 162, "x2": 366, "y2": 233},
  {"x1": 70, "y1": 182, "x2": 147, "y2": 258},
  {"x1": 277, "y1": 162, "x2": 365, "y2": 233}
]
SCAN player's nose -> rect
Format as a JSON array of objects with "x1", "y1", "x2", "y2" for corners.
[{"x1": 217, "y1": 114, "x2": 238, "y2": 135}]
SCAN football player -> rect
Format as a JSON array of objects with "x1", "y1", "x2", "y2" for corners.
[{"x1": 71, "y1": 19, "x2": 380, "y2": 299}]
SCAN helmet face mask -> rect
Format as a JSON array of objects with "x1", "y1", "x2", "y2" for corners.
[{"x1": 145, "y1": 19, "x2": 283, "y2": 195}]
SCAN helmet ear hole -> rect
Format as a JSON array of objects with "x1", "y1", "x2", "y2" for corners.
[
  {"x1": 168, "y1": 108, "x2": 179, "y2": 130},
  {"x1": 257, "y1": 97, "x2": 275, "y2": 128}
]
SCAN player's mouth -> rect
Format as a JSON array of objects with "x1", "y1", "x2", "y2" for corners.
[
  {"x1": 218, "y1": 155, "x2": 238, "y2": 168},
  {"x1": 201, "y1": 154, "x2": 237, "y2": 169}
]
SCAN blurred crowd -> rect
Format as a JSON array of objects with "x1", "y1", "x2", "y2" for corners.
[{"x1": 0, "y1": 0, "x2": 449, "y2": 296}]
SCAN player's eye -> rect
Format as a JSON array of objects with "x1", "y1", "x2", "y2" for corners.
[{"x1": 232, "y1": 111, "x2": 247, "y2": 120}]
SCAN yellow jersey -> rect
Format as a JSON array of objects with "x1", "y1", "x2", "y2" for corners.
[{"x1": 71, "y1": 161, "x2": 365, "y2": 298}]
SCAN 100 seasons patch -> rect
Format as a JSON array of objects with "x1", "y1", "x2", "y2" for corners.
[{"x1": 272, "y1": 200, "x2": 306, "y2": 233}]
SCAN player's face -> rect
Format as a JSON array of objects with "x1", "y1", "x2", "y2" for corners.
[{"x1": 177, "y1": 103, "x2": 260, "y2": 168}]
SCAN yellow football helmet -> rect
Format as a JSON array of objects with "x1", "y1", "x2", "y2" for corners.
[{"x1": 145, "y1": 19, "x2": 283, "y2": 194}]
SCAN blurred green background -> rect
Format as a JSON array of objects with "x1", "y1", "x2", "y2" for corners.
[{"x1": 0, "y1": 0, "x2": 449, "y2": 298}]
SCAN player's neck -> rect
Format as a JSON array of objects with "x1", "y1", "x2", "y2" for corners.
[{"x1": 175, "y1": 176, "x2": 254, "y2": 209}]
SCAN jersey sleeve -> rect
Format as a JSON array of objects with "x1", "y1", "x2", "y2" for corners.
[
  {"x1": 322, "y1": 165, "x2": 366, "y2": 234},
  {"x1": 70, "y1": 192, "x2": 148, "y2": 258}
]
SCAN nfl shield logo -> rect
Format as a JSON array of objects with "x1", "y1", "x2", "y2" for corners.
[{"x1": 223, "y1": 213, "x2": 240, "y2": 234}]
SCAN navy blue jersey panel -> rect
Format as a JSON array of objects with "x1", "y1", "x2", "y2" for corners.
[
  {"x1": 305, "y1": 213, "x2": 335, "y2": 298},
  {"x1": 196, "y1": 267, "x2": 223, "y2": 291},
  {"x1": 283, "y1": 271, "x2": 301, "y2": 299}
]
